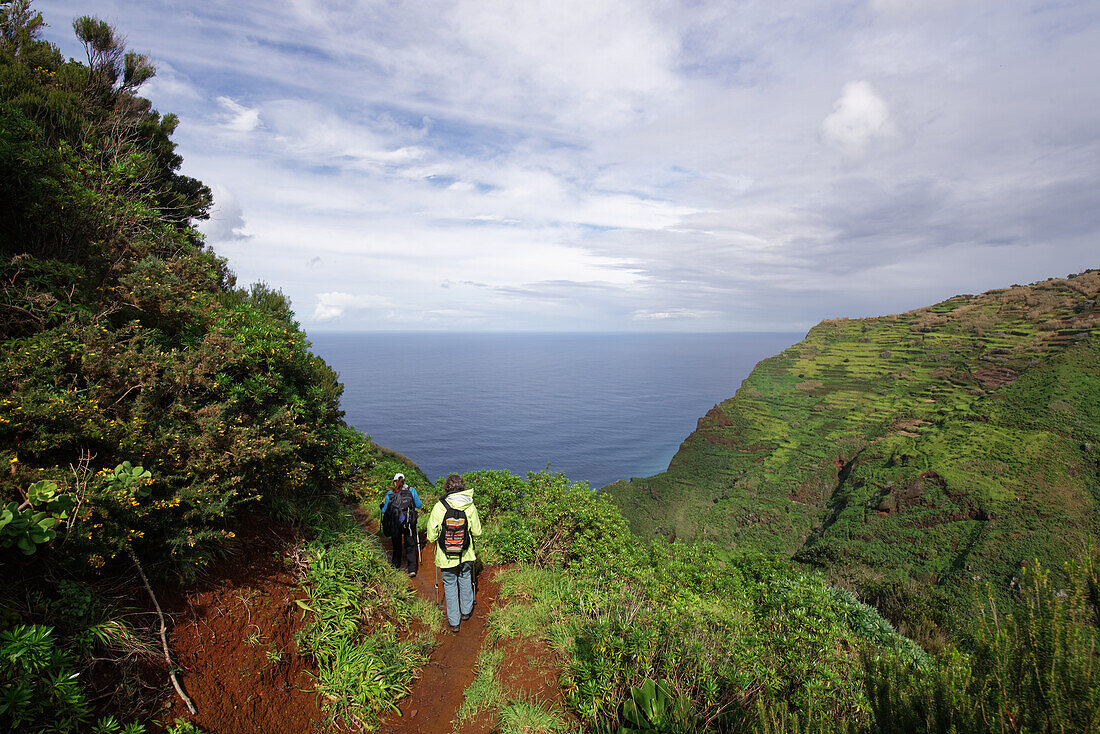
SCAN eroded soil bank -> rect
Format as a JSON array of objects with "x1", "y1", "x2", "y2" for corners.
[{"x1": 162, "y1": 521, "x2": 324, "y2": 733}]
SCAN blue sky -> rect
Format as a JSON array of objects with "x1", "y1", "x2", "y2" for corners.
[{"x1": 36, "y1": 0, "x2": 1100, "y2": 332}]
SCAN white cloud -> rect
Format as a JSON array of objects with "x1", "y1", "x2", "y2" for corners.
[
  {"x1": 312, "y1": 292, "x2": 392, "y2": 322},
  {"x1": 868, "y1": 0, "x2": 972, "y2": 19},
  {"x1": 632, "y1": 309, "x2": 704, "y2": 321},
  {"x1": 261, "y1": 100, "x2": 426, "y2": 168},
  {"x1": 447, "y1": 0, "x2": 681, "y2": 127},
  {"x1": 34, "y1": 0, "x2": 1100, "y2": 331},
  {"x1": 140, "y1": 62, "x2": 201, "y2": 102},
  {"x1": 821, "y1": 81, "x2": 896, "y2": 157},
  {"x1": 200, "y1": 184, "x2": 249, "y2": 241},
  {"x1": 216, "y1": 96, "x2": 260, "y2": 132}
]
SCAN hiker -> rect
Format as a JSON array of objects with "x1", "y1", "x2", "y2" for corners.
[
  {"x1": 381, "y1": 473, "x2": 422, "y2": 577},
  {"x1": 426, "y1": 473, "x2": 482, "y2": 633}
]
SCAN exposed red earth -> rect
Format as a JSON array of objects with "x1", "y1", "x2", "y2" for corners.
[
  {"x1": 161, "y1": 517, "x2": 513, "y2": 734},
  {"x1": 161, "y1": 521, "x2": 324, "y2": 733}
]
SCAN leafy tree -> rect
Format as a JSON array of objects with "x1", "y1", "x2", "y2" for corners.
[{"x1": 1, "y1": 2, "x2": 373, "y2": 577}]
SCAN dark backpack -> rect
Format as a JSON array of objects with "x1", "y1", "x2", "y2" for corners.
[
  {"x1": 437, "y1": 496, "x2": 470, "y2": 558},
  {"x1": 385, "y1": 489, "x2": 416, "y2": 536}
]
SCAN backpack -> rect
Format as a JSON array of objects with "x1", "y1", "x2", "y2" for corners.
[
  {"x1": 386, "y1": 489, "x2": 416, "y2": 535},
  {"x1": 437, "y1": 496, "x2": 470, "y2": 558}
]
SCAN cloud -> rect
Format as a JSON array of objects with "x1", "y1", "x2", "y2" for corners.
[
  {"x1": 199, "y1": 184, "x2": 249, "y2": 241},
  {"x1": 821, "y1": 81, "x2": 896, "y2": 157},
  {"x1": 632, "y1": 309, "x2": 705, "y2": 321},
  {"x1": 312, "y1": 292, "x2": 392, "y2": 322},
  {"x1": 33, "y1": 0, "x2": 1100, "y2": 331},
  {"x1": 260, "y1": 100, "x2": 426, "y2": 168},
  {"x1": 140, "y1": 62, "x2": 201, "y2": 101},
  {"x1": 217, "y1": 96, "x2": 260, "y2": 132},
  {"x1": 446, "y1": 0, "x2": 682, "y2": 127}
]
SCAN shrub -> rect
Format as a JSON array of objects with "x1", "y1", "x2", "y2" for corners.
[{"x1": 865, "y1": 558, "x2": 1100, "y2": 733}]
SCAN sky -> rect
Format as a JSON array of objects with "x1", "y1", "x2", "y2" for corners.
[{"x1": 36, "y1": 0, "x2": 1100, "y2": 332}]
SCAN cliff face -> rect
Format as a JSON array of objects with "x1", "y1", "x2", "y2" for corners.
[{"x1": 605, "y1": 270, "x2": 1100, "y2": 610}]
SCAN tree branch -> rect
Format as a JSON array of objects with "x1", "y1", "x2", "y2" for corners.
[{"x1": 126, "y1": 544, "x2": 197, "y2": 714}]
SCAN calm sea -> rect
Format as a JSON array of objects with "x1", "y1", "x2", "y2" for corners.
[{"x1": 306, "y1": 332, "x2": 800, "y2": 489}]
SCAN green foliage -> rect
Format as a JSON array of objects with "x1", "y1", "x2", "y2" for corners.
[
  {"x1": 0, "y1": 479, "x2": 74, "y2": 553},
  {"x1": 0, "y1": 624, "x2": 89, "y2": 731},
  {"x1": 620, "y1": 679, "x2": 692, "y2": 734},
  {"x1": 468, "y1": 469, "x2": 630, "y2": 570},
  {"x1": 0, "y1": 621, "x2": 143, "y2": 734},
  {"x1": 0, "y1": 5, "x2": 399, "y2": 727},
  {"x1": 865, "y1": 558, "x2": 1100, "y2": 733},
  {"x1": 0, "y1": 3, "x2": 380, "y2": 579},
  {"x1": 606, "y1": 272, "x2": 1100, "y2": 634},
  {"x1": 472, "y1": 469, "x2": 919, "y2": 733},
  {"x1": 295, "y1": 502, "x2": 436, "y2": 729},
  {"x1": 165, "y1": 719, "x2": 207, "y2": 734}
]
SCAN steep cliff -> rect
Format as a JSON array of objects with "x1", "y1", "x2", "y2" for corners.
[{"x1": 606, "y1": 271, "x2": 1100, "y2": 617}]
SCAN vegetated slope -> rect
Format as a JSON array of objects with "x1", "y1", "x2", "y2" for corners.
[
  {"x1": 606, "y1": 271, "x2": 1100, "y2": 620},
  {"x1": 449, "y1": 469, "x2": 928, "y2": 732},
  {"x1": 0, "y1": 7, "x2": 435, "y2": 731}
]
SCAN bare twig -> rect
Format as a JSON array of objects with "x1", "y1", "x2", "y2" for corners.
[
  {"x1": 66, "y1": 448, "x2": 95, "y2": 532},
  {"x1": 126, "y1": 544, "x2": 197, "y2": 714}
]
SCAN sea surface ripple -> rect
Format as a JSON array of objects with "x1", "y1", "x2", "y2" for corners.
[{"x1": 307, "y1": 332, "x2": 800, "y2": 489}]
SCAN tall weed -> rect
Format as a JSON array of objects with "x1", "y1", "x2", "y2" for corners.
[
  {"x1": 866, "y1": 558, "x2": 1100, "y2": 733},
  {"x1": 295, "y1": 503, "x2": 436, "y2": 729}
]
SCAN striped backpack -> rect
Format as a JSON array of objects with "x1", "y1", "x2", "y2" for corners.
[{"x1": 438, "y1": 497, "x2": 470, "y2": 558}]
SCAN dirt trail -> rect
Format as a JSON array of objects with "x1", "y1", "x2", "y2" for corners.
[{"x1": 379, "y1": 531, "x2": 500, "y2": 734}]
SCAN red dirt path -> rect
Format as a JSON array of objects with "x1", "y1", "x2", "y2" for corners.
[
  {"x1": 379, "y1": 533, "x2": 501, "y2": 734},
  {"x1": 163, "y1": 517, "x2": 507, "y2": 734}
]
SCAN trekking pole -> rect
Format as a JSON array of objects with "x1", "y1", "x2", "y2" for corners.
[{"x1": 434, "y1": 563, "x2": 440, "y2": 605}]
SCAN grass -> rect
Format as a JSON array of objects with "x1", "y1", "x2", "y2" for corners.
[
  {"x1": 498, "y1": 698, "x2": 572, "y2": 734},
  {"x1": 455, "y1": 647, "x2": 506, "y2": 722},
  {"x1": 295, "y1": 499, "x2": 439, "y2": 730},
  {"x1": 456, "y1": 564, "x2": 577, "y2": 727}
]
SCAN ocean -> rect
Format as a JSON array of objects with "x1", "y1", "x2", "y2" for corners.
[{"x1": 306, "y1": 332, "x2": 801, "y2": 489}]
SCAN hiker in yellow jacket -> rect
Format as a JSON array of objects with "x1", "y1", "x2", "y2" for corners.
[{"x1": 426, "y1": 474, "x2": 482, "y2": 633}]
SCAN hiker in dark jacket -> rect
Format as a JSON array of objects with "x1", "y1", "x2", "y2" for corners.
[
  {"x1": 381, "y1": 473, "x2": 422, "y2": 576},
  {"x1": 426, "y1": 473, "x2": 482, "y2": 633}
]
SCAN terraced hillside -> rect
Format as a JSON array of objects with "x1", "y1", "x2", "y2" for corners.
[{"x1": 606, "y1": 270, "x2": 1100, "y2": 618}]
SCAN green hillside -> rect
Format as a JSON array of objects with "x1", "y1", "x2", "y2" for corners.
[{"x1": 607, "y1": 271, "x2": 1100, "y2": 624}]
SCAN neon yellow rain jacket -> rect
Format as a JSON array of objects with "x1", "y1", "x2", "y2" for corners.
[{"x1": 425, "y1": 490, "x2": 482, "y2": 569}]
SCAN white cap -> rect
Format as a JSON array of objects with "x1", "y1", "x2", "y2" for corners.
[{"x1": 393, "y1": 473, "x2": 405, "y2": 481}]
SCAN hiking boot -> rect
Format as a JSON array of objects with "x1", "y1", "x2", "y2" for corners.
[
  {"x1": 409, "y1": 572, "x2": 417, "y2": 578},
  {"x1": 461, "y1": 611, "x2": 472, "y2": 621},
  {"x1": 450, "y1": 624, "x2": 460, "y2": 634}
]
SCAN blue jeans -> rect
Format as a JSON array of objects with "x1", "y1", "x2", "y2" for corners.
[{"x1": 441, "y1": 562, "x2": 474, "y2": 627}]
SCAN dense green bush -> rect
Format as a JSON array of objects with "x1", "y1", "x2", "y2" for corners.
[
  {"x1": 866, "y1": 558, "x2": 1100, "y2": 733},
  {"x1": 0, "y1": 4, "x2": 388, "y2": 728},
  {"x1": 468, "y1": 469, "x2": 630, "y2": 570},
  {"x1": 0, "y1": 3, "x2": 376, "y2": 578},
  {"x1": 464, "y1": 469, "x2": 925, "y2": 732},
  {"x1": 471, "y1": 467, "x2": 1100, "y2": 732},
  {"x1": 0, "y1": 622, "x2": 146, "y2": 733}
]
